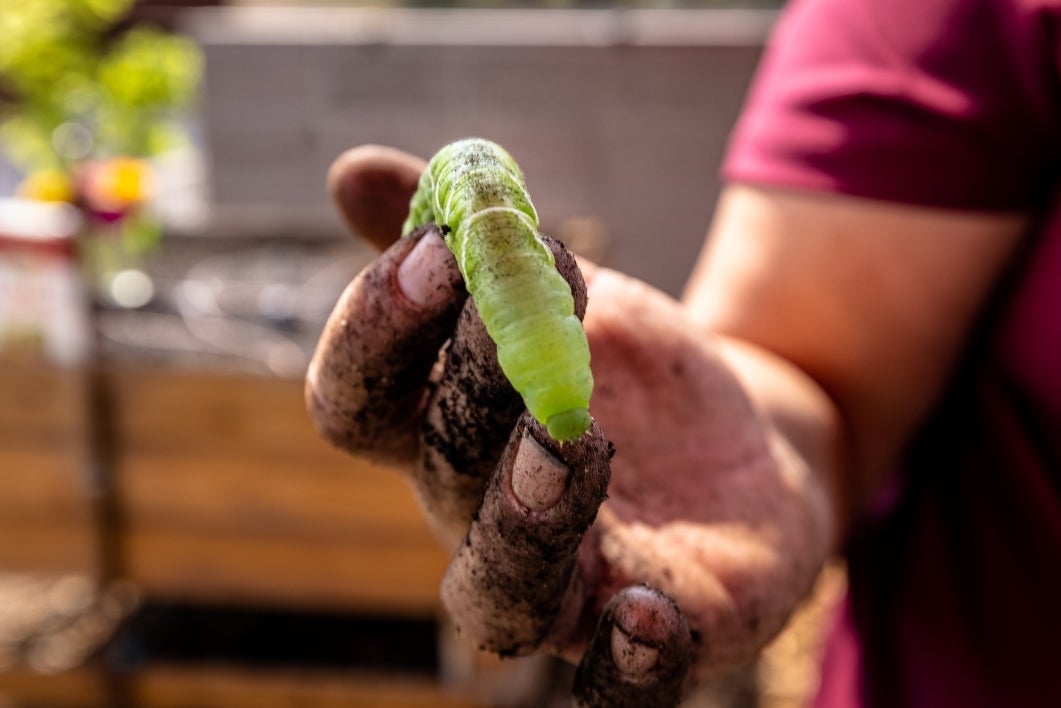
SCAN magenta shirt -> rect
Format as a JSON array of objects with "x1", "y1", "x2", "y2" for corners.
[{"x1": 724, "y1": 0, "x2": 1061, "y2": 706}]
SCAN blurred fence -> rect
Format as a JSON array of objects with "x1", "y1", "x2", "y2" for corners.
[{"x1": 184, "y1": 7, "x2": 774, "y2": 296}]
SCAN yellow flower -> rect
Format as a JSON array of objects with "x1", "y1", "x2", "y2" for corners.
[
  {"x1": 94, "y1": 157, "x2": 153, "y2": 206},
  {"x1": 17, "y1": 169, "x2": 74, "y2": 203}
]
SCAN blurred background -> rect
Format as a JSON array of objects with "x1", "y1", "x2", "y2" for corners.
[{"x1": 0, "y1": 1, "x2": 845, "y2": 706}]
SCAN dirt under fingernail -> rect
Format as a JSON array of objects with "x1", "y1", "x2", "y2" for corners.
[
  {"x1": 573, "y1": 586, "x2": 693, "y2": 708},
  {"x1": 611, "y1": 626, "x2": 660, "y2": 677},
  {"x1": 510, "y1": 430, "x2": 569, "y2": 511}
]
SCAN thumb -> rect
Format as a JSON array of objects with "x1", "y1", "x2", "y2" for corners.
[{"x1": 327, "y1": 145, "x2": 426, "y2": 251}]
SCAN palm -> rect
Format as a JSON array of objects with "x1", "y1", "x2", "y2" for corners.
[{"x1": 575, "y1": 268, "x2": 815, "y2": 672}]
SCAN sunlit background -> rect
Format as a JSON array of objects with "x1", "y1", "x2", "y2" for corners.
[{"x1": 0, "y1": 1, "x2": 846, "y2": 707}]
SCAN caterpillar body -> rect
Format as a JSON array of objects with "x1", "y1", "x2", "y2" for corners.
[{"x1": 401, "y1": 138, "x2": 593, "y2": 442}]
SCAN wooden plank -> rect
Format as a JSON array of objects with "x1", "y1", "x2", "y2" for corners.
[
  {"x1": 106, "y1": 366, "x2": 451, "y2": 612},
  {"x1": 108, "y1": 366, "x2": 442, "y2": 540},
  {"x1": 0, "y1": 449, "x2": 93, "y2": 516},
  {"x1": 0, "y1": 666, "x2": 107, "y2": 708},
  {"x1": 0, "y1": 363, "x2": 94, "y2": 524},
  {"x1": 127, "y1": 665, "x2": 484, "y2": 708},
  {"x1": 0, "y1": 665, "x2": 485, "y2": 708},
  {"x1": 0, "y1": 364, "x2": 86, "y2": 433},
  {"x1": 106, "y1": 368, "x2": 358, "y2": 465},
  {"x1": 122, "y1": 528, "x2": 449, "y2": 615},
  {"x1": 115, "y1": 453, "x2": 431, "y2": 542},
  {"x1": 0, "y1": 517, "x2": 97, "y2": 575}
]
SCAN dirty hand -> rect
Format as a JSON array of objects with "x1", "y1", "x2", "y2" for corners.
[{"x1": 306, "y1": 146, "x2": 831, "y2": 706}]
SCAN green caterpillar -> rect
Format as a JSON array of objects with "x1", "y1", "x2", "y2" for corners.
[{"x1": 401, "y1": 138, "x2": 593, "y2": 442}]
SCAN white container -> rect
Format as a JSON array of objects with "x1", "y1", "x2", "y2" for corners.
[{"x1": 0, "y1": 198, "x2": 90, "y2": 366}]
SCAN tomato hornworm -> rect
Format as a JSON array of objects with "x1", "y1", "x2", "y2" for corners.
[{"x1": 402, "y1": 138, "x2": 593, "y2": 442}]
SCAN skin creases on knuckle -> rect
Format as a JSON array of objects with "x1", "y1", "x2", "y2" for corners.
[
  {"x1": 419, "y1": 299, "x2": 523, "y2": 481},
  {"x1": 440, "y1": 414, "x2": 611, "y2": 657},
  {"x1": 413, "y1": 296, "x2": 525, "y2": 538}
]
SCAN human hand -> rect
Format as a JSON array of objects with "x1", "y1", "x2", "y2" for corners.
[{"x1": 306, "y1": 146, "x2": 832, "y2": 706}]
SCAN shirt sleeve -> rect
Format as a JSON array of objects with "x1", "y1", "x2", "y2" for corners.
[{"x1": 723, "y1": 0, "x2": 1061, "y2": 212}]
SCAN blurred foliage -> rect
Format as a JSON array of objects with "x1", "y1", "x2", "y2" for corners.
[
  {"x1": 0, "y1": 0, "x2": 202, "y2": 289},
  {"x1": 0, "y1": 0, "x2": 203, "y2": 174}
]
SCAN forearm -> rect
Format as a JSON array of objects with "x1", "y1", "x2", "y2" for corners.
[{"x1": 683, "y1": 184, "x2": 1025, "y2": 548}]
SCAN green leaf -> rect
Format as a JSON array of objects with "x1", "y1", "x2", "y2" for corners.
[
  {"x1": 120, "y1": 211, "x2": 163, "y2": 256},
  {"x1": 0, "y1": 0, "x2": 201, "y2": 173},
  {"x1": 98, "y1": 29, "x2": 203, "y2": 111}
]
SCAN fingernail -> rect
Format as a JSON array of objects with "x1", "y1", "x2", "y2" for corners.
[
  {"x1": 611, "y1": 626, "x2": 660, "y2": 677},
  {"x1": 398, "y1": 231, "x2": 459, "y2": 307},
  {"x1": 511, "y1": 430, "x2": 569, "y2": 512}
]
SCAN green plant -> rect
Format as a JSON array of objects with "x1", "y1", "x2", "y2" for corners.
[{"x1": 0, "y1": 0, "x2": 202, "y2": 174}]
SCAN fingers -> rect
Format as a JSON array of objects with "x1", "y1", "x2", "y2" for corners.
[
  {"x1": 305, "y1": 226, "x2": 466, "y2": 467},
  {"x1": 327, "y1": 145, "x2": 426, "y2": 250},
  {"x1": 415, "y1": 298, "x2": 526, "y2": 545},
  {"x1": 414, "y1": 234, "x2": 589, "y2": 543},
  {"x1": 573, "y1": 586, "x2": 694, "y2": 708},
  {"x1": 440, "y1": 412, "x2": 612, "y2": 656}
]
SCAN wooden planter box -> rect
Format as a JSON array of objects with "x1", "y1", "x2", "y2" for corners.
[
  {"x1": 0, "y1": 364, "x2": 499, "y2": 706},
  {"x1": 0, "y1": 664, "x2": 484, "y2": 708},
  {"x1": 104, "y1": 366, "x2": 448, "y2": 616},
  {"x1": 0, "y1": 364, "x2": 449, "y2": 613},
  {"x1": 0, "y1": 365, "x2": 98, "y2": 575}
]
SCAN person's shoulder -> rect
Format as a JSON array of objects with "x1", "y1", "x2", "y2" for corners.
[{"x1": 724, "y1": 0, "x2": 1061, "y2": 213}]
